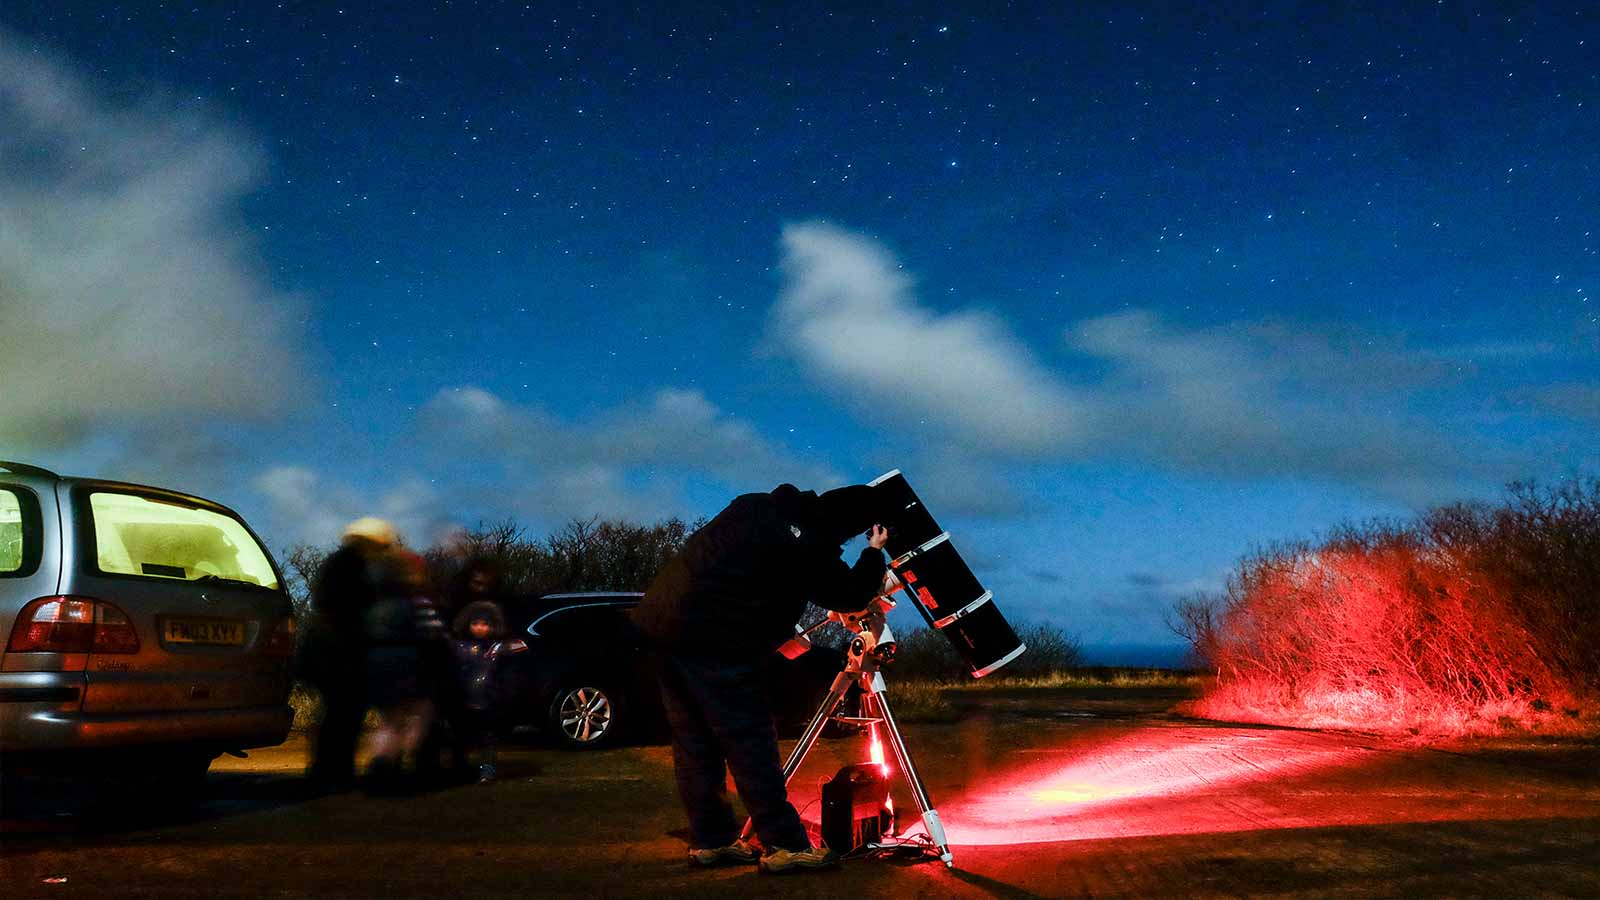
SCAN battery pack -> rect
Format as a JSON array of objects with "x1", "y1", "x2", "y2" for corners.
[{"x1": 821, "y1": 764, "x2": 893, "y2": 853}]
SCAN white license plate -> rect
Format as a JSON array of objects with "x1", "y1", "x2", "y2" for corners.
[{"x1": 163, "y1": 618, "x2": 245, "y2": 646}]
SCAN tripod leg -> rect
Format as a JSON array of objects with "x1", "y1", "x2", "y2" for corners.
[
  {"x1": 739, "y1": 670, "x2": 853, "y2": 841},
  {"x1": 864, "y1": 680, "x2": 954, "y2": 867}
]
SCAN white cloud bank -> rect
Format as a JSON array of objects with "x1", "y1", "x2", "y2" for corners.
[
  {"x1": 776, "y1": 222, "x2": 1527, "y2": 502},
  {"x1": 254, "y1": 465, "x2": 446, "y2": 549},
  {"x1": 418, "y1": 385, "x2": 841, "y2": 523},
  {"x1": 776, "y1": 222, "x2": 1089, "y2": 456},
  {"x1": 0, "y1": 34, "x2": 302, "y2": 451}
]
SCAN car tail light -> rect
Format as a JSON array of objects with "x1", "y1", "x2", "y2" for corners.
[
  {"x1": 6, "y1": 596, "x2": 141, "y2": 654},
  {"x1": 92, "y1": 603, "x2": 141, "y2": 654},
  {"x1": 264, "y1": 617, "x2": 296, "y2": 656}
]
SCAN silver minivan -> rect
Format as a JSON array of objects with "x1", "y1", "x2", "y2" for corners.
[{"x1": 0, "y1": 460, "x2": 294, "y2": 786}]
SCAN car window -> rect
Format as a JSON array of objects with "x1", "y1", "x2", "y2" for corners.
[
  {"x1": 530, "y1": 605, "x2": 634, "y2": 640},
  {"x1": 84, "y1": 491, "x2": 280, "y2": 590},
  {"x1": 0, "y1": 488, "x2": 31, "y2": 575}
]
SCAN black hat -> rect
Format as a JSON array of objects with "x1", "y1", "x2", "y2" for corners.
[{"x1": 818, "y1": 484, "x2": 880, "y2": 545}]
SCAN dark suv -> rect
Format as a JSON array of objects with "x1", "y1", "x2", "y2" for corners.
[
  {"x1": 0, "y1": 461, "x2": 295, "y2": 785},
  {"x1": 499, "y1": 592, "x2": 844, "y2": 750}
]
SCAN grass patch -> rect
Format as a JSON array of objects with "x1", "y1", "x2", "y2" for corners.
[
  {"x1": 880, "y1": 680, "x2": 960, "y2": 723},
  {"x1": 882, "y1": 667, "x2": 1202, "y2": 722},
  {"x1": 944, "y1": 668, "x2": 1203, "y2": 691}
]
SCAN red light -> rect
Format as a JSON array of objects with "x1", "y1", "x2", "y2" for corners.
[
  {"x1": 8, "y1": 597, "x2": 95, "y2": 652},
  {"x1": 264, "y1": 617, "x2": 297, "y2": 656},
  {"x1": 6, "y1": 596, "x2": 139, "y2": 654},
  {"x1": 868, "y1": 724, "x2": 889, "y2": 777},
  {"x1": 940, "y1": 728, "x2": 1376, "y2": 846},
  {"x1": 91, "y1": 603, "x2": 140, "y2": 654}
]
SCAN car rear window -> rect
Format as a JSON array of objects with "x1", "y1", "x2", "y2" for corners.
[
  {"x1": 0, "y1": 487, "x2": 38, "y2": 576},
  {"x1": 84, "y1": 491, "x2": 280, "y2": 590}
]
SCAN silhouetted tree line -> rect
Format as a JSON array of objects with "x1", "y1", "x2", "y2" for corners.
[
  {"x1": 281, "y1": 516, "x2": 699, "y2": 623},
  {"x1": 1171, "y1": 478, "x2": 1600, "y2": 735}
]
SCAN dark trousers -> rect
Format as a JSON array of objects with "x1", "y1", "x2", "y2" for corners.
[
  {"x1": 656, "y1": 653, "x2": 809, "y2": 853},
  {"x1": 309, "y1": 675, "x2": 366, "y2": 784},
  {"x1": 452, "y1": 708, "x2": 498, "y2": 766}
]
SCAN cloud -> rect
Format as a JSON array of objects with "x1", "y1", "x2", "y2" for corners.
[
  {"x1": 884, "y1": 450, "x2": 1032, "y2": 518},
  {"x1": 775, "y1": 222, "x2": 1087, "y2": 456},
  {"x1": 1065, "y1": 310, "x2": 1491, "y2": 496},
  {"x1": 418, "y1": 385, "x2": 840, "y2": 523},
  {"x1": 0, "y1": 34, "x2": 303, "y2": 452},
  {"x1": 774, "y1": 222, "x2": 1527, "y2": 503},
  {"x1": 1521, "y1": 383, "x2": 1600, "y2": 424},
  {"x1": 254, "y1": 465, "x2": 446, "y2": 548}
]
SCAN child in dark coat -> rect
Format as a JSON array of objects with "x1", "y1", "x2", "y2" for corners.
[{"x1": 451, "y1": 600, "x2": 525, "y2": 782}]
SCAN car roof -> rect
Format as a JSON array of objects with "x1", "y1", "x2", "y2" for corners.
[
  {"x1": 0, "y1": 460, "x2": 62, "y2": 490},
  {"x1": 524, "y1": 591, "x2": 641, "y2": 618},
  {"x1": 525, "y1": 593, "x2": 641, "y2": 636},
  {"x1": 0, "y1": 461, "x2": 240, "y2": 516},
  {"x1": 539, "y1": 591, "x2": 643, "y2": 603},
  {"x1": 0, "y1": 460, "x2": 60, "y2": 479}
]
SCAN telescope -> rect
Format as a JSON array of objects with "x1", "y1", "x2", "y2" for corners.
[
  {"x1": 756, "y1": 470, "x2": 1028, "y2": 867},
  {"x1": 869, "y1": 469, "x2": 1027, "y2": 678}
]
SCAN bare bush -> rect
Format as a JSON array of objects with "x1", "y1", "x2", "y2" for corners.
[
  {"x1": 889, "y1": 626, "x2": 969, "y2": 681},
  {"x1": 421, "y1": 516, "x2": 698, "y2": 598},
  {"x1": 280, "y1": 543, "x2": 327, "y2": 623},
  {"x1": 890, "y1": 621, "x2": 1081, "y2": 682},
  {"x1": 1180, "y1": 478, "x2": 1600, "y2": 737}
]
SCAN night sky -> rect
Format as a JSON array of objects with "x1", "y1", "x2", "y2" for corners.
[{"x1": 3, "y1": 3, "x2": 1596, "y2": 654}]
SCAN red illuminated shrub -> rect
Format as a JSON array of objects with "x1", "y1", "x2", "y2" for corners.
[{"x1": 1179, "y1": 479, "x2": 1600, "y2": 737}]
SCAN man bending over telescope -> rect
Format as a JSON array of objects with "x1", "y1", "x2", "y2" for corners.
[{"x1": 631, "y1": 483, "x2": 887, "y2": 875}]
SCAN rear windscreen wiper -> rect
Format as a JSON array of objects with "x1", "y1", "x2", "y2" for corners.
[{"x1": 195, "y1": 574, "x2": 266, "y2": 590}]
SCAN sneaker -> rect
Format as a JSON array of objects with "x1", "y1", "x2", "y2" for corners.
[
  {"x1": 687, "y1": 838, "x2": 760, "y2": 867},
  {"x1": 758, "y1": 846, "x2": 840, "y2": 874}
]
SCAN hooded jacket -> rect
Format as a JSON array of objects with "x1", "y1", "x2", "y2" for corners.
[
  {"x1": 631, "y1": 484, "x2": 887, "y2": 658},
  {"x1": 451, "y1": 600, "x2": 523, "y2": 711}
]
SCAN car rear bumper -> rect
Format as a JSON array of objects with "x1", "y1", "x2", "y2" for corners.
[{"x1": 0, "y1": 671, "x2": 292, "y2": 754}]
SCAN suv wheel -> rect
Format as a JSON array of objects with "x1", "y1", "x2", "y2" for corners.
[{"x1": 547, "y1": 684, "x2": 622, "y2": 750}]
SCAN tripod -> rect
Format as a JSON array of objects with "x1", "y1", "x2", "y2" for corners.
[{"x1": 744, "y1": 596, "x2": 954, "y2": 867}]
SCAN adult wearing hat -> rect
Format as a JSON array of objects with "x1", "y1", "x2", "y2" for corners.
[{"x1": 632, "y1": 483, "x2": 888, "y2": 874}]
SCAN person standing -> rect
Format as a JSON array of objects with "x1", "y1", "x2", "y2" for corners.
[
  {"x1": 450, "y1": 599, "x2": 525, "y2": 783},
  {"x1": 303, "y1": 517, "x2": 396, "y2": 791},
  {"x1": 631, "y1": 483, "x2": 888, "y2": 874},
  {"x1": 363, "y1": 548, "x2": 449, "y2": 794},
  {"x1": 426, "y1": 557, "x2": 515, "y2": 778}
]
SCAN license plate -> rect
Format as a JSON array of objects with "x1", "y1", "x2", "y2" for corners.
[{"x1": 163, "y1": 618, "x2": 245, "y2": 646}]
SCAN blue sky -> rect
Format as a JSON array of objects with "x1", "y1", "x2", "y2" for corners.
[{"x1": 2, "y1": 3, "x2": 1596, "y2": 647}]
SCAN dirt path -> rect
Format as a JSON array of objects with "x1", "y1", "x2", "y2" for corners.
[{"x1": 4, "y1": 688, "x2": 1598, "y2": 898}]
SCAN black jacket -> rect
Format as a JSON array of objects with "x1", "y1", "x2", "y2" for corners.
[
  {"x1": 309, "y1": 545, "x2": 382, "y2": 642},
  {"x1": 632, "y1": 484, "x2": 887, "y2": 658}
]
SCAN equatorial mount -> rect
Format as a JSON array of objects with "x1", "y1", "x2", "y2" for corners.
[{"x1": 747, "y1": 575, "x2": 954, "y2": 867}]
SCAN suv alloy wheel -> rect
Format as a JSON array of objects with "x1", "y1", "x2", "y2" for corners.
[{"x1": 547, "y1": 684, "x2": 621, "y2": 750}]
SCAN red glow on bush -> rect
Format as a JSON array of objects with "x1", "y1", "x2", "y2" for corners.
[{"x1": 1173, "y1": 482, "x2": 1600, "y2": 737}]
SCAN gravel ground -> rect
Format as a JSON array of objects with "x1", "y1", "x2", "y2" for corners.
[{"x1": 4, "y1": 686, "x2": 1598, "y2": 899}]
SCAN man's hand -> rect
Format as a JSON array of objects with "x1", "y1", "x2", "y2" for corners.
[{"x1": 866, "y1": 523, "x2": 889, "y2": 551}]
